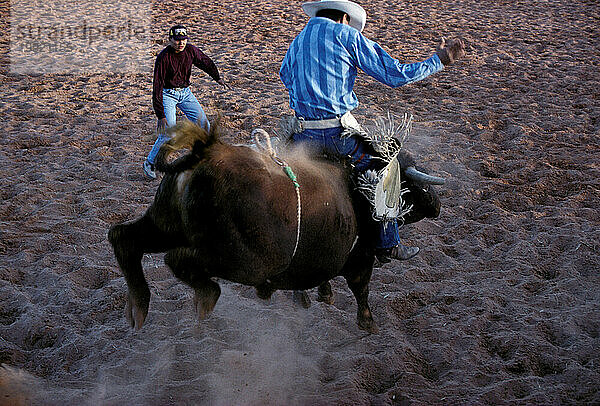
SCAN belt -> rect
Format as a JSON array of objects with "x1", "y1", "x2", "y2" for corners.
[
  {"x1": 298, "y1": 116, "x2": 342, "y2": 130},
  {"x1": 166, "y1": 87, "x2": 186, "y2": 92}
]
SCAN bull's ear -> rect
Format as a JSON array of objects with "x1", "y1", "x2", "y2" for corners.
[{"x1": 396, "y1": 150, "x2": 416, "y2": 168}]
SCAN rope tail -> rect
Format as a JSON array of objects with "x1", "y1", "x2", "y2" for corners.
[{"x1": 251, "y1": 128, "x2": 301, "y2": 259}]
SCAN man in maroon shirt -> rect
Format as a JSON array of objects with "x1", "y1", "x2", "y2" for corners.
[{"x1": 144, "y1": 24, "x2": 228, "y2": 179}]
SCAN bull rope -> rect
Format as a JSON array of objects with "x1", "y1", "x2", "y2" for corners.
[{"x1": 251, "y1": 129, "x2": 301, "y2": 259}]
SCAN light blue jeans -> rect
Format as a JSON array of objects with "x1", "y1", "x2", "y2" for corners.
[
  {"x1": 293, "y1": 127, "x2": 401, "y2": 249},
  {"x1": 146, "y1": 87, "x2": 210, "y2": 165}
]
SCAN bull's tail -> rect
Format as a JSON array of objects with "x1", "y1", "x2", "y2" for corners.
[{"x1": 155, "y1": 119, "x2": 221, "y2": 173}]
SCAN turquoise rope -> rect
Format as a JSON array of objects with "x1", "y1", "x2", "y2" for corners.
[{"x1": 283, "y1": 165, "x2": 300, "y2": 188}]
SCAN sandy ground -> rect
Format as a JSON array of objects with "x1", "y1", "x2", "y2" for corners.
[{"x1": 0, "y1": 0, "x2": 599, "y2": 404}]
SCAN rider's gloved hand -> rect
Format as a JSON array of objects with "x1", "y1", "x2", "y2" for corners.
[{"x1": 436, "y1": 37, "x2": 466, "y2": 65}]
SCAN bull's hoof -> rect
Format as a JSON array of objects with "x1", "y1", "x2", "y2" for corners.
[
  {"x1": 317, "y1": 283, "x2": 334, "y2": 305},
  {"x1": 357, "y1": 309, "x2": 378, "y2": 334},
  {"x1": 293, "y1": 291, "x2": 312, "y2": 308},
  {"x1": 194, "y1": 280, "x2": 221, "y2": 320},
  {"x1": 317, "y1": 293, "x2": 334, "y2": 305},
  {"x1": 125, "y1": 287, "x2": 150, "y2": 330},
  {"x1": 357, "y1": 318, "x2": 379, "y2": 334}
]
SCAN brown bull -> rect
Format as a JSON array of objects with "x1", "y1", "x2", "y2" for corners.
[{"x1": 108, "y1": 122, "x2": 442, "y2": 333}]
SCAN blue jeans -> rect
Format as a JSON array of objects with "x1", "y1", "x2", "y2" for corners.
[
  {"x1": 293, "y1": 127, "x2": 401, "y2": 249},
  {"x1": 146, "y1": 87, "x2": 210, "y2": 165}
]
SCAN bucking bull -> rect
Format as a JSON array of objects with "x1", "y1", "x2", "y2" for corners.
[{"x1": 108, "y1": 121, "x2": 443, "y2": 333}]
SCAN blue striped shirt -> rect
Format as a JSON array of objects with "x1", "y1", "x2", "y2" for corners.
[{"x1": 280, "y1": 17, "x2": 444, "y2": 120}]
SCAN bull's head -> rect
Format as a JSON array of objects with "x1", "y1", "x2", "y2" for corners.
[{"x1": 397, "y1": 150, "x2": 443, "y2": 224}]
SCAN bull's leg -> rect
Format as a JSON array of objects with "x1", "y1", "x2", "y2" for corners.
[
  {"x1": 108, "y1": 215, "x2": 170, "y2": 330},
  {"x1": 317, "y1": 281, "x2": 334, "y2": 305},
  {"x1": 164, "y1": 247, "x2": 221, "y2": 320},
  {"x1": 343, "y1": 251, "x2": 378, "y2": 334}
]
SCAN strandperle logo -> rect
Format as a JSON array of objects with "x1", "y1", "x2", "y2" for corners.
[
  {"x1": 15, "y1": 21, "x2": 146, "y2": 46},
  {"x1": 10, "y1": 0, "x2": 152, "y2": 74}
]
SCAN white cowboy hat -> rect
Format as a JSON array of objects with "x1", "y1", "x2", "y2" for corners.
[{"x1": 301, "y1": 0, "x2": 367, "y2": 32}]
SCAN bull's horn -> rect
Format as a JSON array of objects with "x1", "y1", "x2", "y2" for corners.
[{"x1": 404, "y1": 167, "x2": 446, "y2": 185}]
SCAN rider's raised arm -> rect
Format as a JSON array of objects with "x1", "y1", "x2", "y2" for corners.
[{"x1": 351, "y1": 30, "x2": 444, "y2": 88}]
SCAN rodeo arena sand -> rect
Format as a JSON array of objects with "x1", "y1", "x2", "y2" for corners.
[{"x1": 0, "y1": 0, "x2": 599, "y2": 404}]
